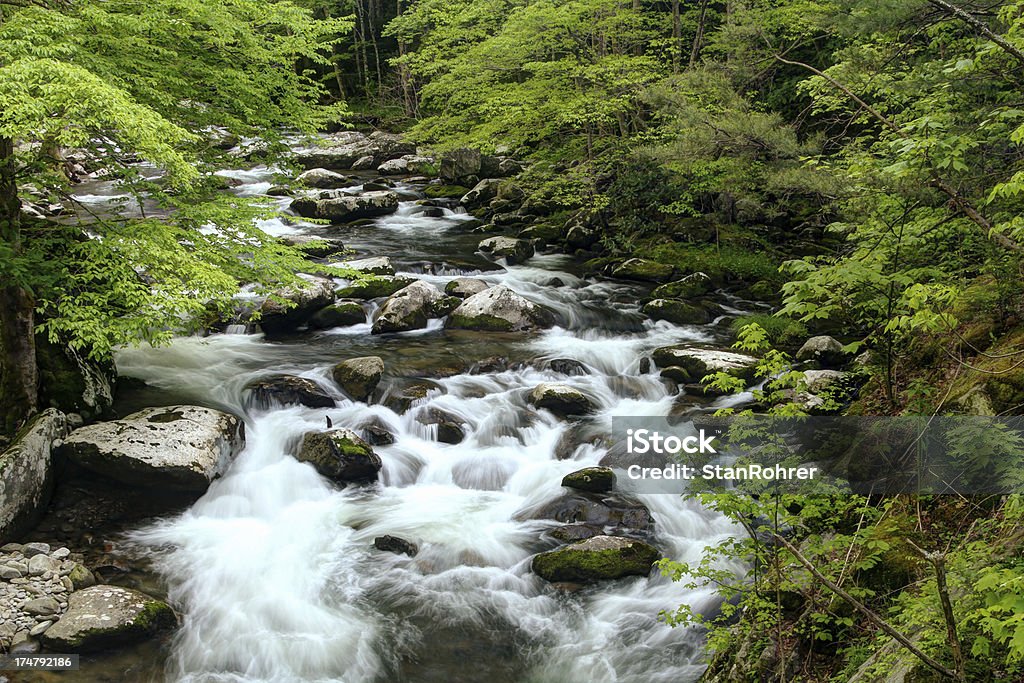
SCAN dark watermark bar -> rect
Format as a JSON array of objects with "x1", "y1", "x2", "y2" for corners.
[
  {"x1": 610, "y1": 416, "x2": 1024, "y2": 495},
  {"x1": 0, "y1": 654, "x2": 79, "y2": 670}
]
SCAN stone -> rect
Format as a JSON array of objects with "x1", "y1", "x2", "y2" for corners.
[
  {"x1": 652, "y1": 346, "x2": 759, "y2": 383},
  {"x1": 524, "y1": 492, "x2": 655, "y2": 534},
  {"x1": 290, "y1": 190, "x2": 400, "y2": 223},
  {"x1": 416, "y1": 408, "x2": 466, "y2": 444},
  {"x1": 377, "y1": 155, "x2": 435, "y2": 175},
  {"x1": 446, "y1": 285, "x2": 556, "y2": 332},
  {"x1": 477, "y1": 236, "x2": 534, "y2": 265},
  {"x1": 295, "y1": 168, "x2": 352, "y2": 189},
  {"x1": 0, "y1": 566, "x2": 21, "y2": 579},
  {"x1": 357, "y1": 417, "x2": 397, "y2": 446},
  {"x1": 460, "y1": 179, "x2": 503, "y2": 207},
  {"x1": 372, "y1": 281, "x2": 444, "y2": 334},
  {"x1": 565, "y1": 223, "x2": 599, "y2": 250},
  {"x1": 337, "y1": 256, "x2": 395, "y2": 276},
  {"x1": 803, "y1": 369, "x2": 849, "y2": 394},
  {"x1": 611, "y1": 258, "x2": 675, "y2": 283},
  {"x1": 547, "y1": 359, "x2": 588, "y2": 375},
  {"x1": 307, "y1": 302, "x2": 366, "y2": 329},
  {"x1": 51, "y1": 547, "x2": 70, "y2": 560},
  {"x1": 528, "y1": 383, "x2": 596, "y2": 418},
  {"x1": 40, "y1": 586, "x2": 175, "y2": 653},
  {"x1": 440, "y1": 148, "x2": 482, "y2": 181},
  {"x1": 445, "y1": 278, "x2": 490, "y2": 299},
  {"x1": 22, "y1": 596, "x2": 60, "y2": 616},
  {"x1": 561, "y1": 467, "x2": 615, "y2": 493},
  {"x1": 35, "y1": 336, "x2": 116, "y2": 421},
  {"x1": 336, "y1": 275, "x2": 416, "y2": 299},
  {"x1": 796, "y1": 336, "x2": 848, "y2": 368},
  {"x1": 67, "y1": 563, "x2": 95, "y2": 591},
  {"x1": 27, "y1": 555, "x2": 57, "y2": 577},
  {"x1": 331, "y1": 357, "x2": 384, "y2": 402},
  {"x1": 29, "y1": 621, "x2": 52, "y2": 637},
  {"x1": 642, "y1": 299, "x2": 713, "y2": 325},
  {"x1": 57, "y1": 406, "x2": 244, "y2": 492},
  {"x1": 373, "y1": 535, "x2": 418, "y2": 557},
  {"x1": 651, "y1": 276, "x2": 712, "y2": 300},
  {"x1": 423, "y1": 184, "x2": 470, "y2": 199},
  {"x1": 0, "y1": 410, "x2": 69, "y2": 543},
  {"x1": 548, "y1": 524, "x2": 604, "y2": 543},
  {"x1": 246, "y1": 376, "x2": 335, "y2": 409},
  {"x1": 258, "y1": 274, "x2": 336, "y2": 335},
  {"x1": 532, "y1": 536, "x2": 661, "y2": 582},
  {"x1": 294, "y1": 429, "x2": 382, "y2": 484},
  {"x1": 22, "y1": 542, "x2": 50, "y2": 557}
]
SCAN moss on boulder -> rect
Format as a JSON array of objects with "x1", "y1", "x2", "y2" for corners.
[{"x1": 532, "y1": 535, "x2": 660, "y2": 582}]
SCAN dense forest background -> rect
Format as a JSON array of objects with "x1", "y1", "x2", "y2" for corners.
[{"x1": 5, "y1": 0, "x2": 1024, "y2": 680}]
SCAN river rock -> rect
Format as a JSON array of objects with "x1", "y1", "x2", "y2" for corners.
[
  {"x1": 357, "y1": 417, "x2": 397, "y2": 446},
  {"x1": 331, "y1": 357, "x2": 384, "y2": 401},
  {"x1": 0, "y1": 410, "x2": 68, "y2": 543},
  {"x1": 373, "y1": 535, "x2": 418, "y2": 556},
  {"x1": 562, "y1": 467, "x2": 614, "y2": 493},
  {"x1": 259, "y1": 274, "x2": 336, "y2": 335},
  {"x1": 478, "y1": 236, "x2": 534, "y2": 265},
  {"x1": 566, "y1": 223, "x2": 599, "y2": 250},
  {"x1": 446, "y1": 285, "x2": 556, "y2": 332},
  {"x1": 295, "y1": 429, "x2": 382, "y2": 484},
  {"x1": 35, "y1": 336, "x2": 115, "y2": 420},
  {"x1": 642, "y1": 299, "x2": 713, "y2": 325},
  {"x1": 307, "y1": 302, "x2": 365, "y2": 329},
  {"x1": 290, "y1": 190, "x2": 400, "y2": 223},
  {"x1": 416, "y1": 408, "x2": 466, "y2": 444},
  {"x1": 460, "y1": 179, "x2": 502, "y2": 207},
  {"x1": 440, "y1": 148, "x2": 482, "y2": 181},
  {"x1": 796, "y1": 335, "x2": 848, "y2": 368},
  {"x1": 246, "y1": 376, "x2": 335, "y2": 409},
  {"x1": 68, "y1": 563, "x2": 96, "y2": 590},
  {"x1": 40, "y1": 586, "x2": 175, "y2": 653},
  {"x1": 532, "y1": 536, "x2": 660, "y2": 582},
  {"x1": 528, "y1": 383, "x2": 596, "y2": 418},
  {"x1": 58, "y1": 406, "x2": 243, "y2": 492},
  {"x1": 803, "y1": 369, "x2": 849, "y2": 394},
  {"x1": 524, "y1": 491, "x2": 654, "y2": 534},
  {"x1": 611, "y1": 258, "x2": 675, "y2": 283},
  {"x1": 372, "y1": 281, "x2": 444, "y2": 334},
  {"x1": 293, "y1": 131, "x2": 415, "y2": 170},
  {"x1": 295, "y1": 168, "x2": 353, "y2": 189},
  {"x1": 338, "y1": 256, "x2": 395, "y2": 276},
  {"x1": 547, "y1": 358, "x2": 588, "y2": 375},
  {"x1": 337, "y1": 275, "x2": 415, "y2": 299},
  {"x1": 22, "y1": 596, "x2": 60, "y2": 616},
  {"x1": 652, "y1": 275, "x2": 712, "y2": 299},
  {"x1": 445, "y1": 278, "x2": 490, "y2": 298},
  {"x1": 548, "y1": 524, "x2": 604, "y2": 543},
  {"x1": 377, "y1": 155, "x2": 434, "y2": 175},
  {"x1": 652, "y1": 346, "x2": 759, "y2": 382}
]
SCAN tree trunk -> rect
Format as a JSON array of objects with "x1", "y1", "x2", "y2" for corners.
[
  {"x1": 671, "y1": 0, "x2": 681, "y2": 73},
  {"x1": 690, "y1": 0, "x2": 710, "y2": 67},
  {"x1": 0, "y1": 136, "x2": 39, "y2": 436}
]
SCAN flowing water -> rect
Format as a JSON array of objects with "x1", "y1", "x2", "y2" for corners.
[{"x1": 77, "y1": 164, "x2": 755, "y2": 682}]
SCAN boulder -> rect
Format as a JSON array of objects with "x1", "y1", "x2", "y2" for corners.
[
  {"x1": 279, "y1": 235, "x2": 346, "y2": 259},
  {"x1": 39, "y1": 586, "x2": 175, "y2": 653},
  {"x1": 565, "y1": 223, "x2": 599, "y2": 250},
  {"x1": 460, "y1": 179, "x2": 502, "y2": 207},
  {"x1": 547, "y1": 358, "x2": 588, "y2": 375},
  {"x1": 803, "y1": 369, "x2": 849, "y2": 394},
  {"x1": 652, "y1": 346, "x2": 759, "y2": 382},
  {"x1": 796, "y1": 336, "x2": 848, "y2": 368},
  {"x1": 561, "y1": 467, "x2": 614, "y2": 493},
  {"x1": 295, "y1": 428, "x2": 382, "y2": 484},
  {"x1": 532, "y1": 536, "x2": 660, "y2": 582},
  {"x1": 424, "y1": 184, "x2": 470, "y2": 199},
  {"x1": 331, "y1": 356, "x2": 384, "y2": 402},
  {"x1": 377, "y1": 155, "x2": 434, "y2": 175},
  {"x1": 416, "y1": 407, "x2": 466, "y2": 444},
  {"x1": 445, "y1": 278, "x2": 490, "y2": 298},
  {"x1": 528, "y1": 383, "x2": 596, "y2": 418},
  {"x1": 307, "y1": 302, "x2": 365, "y2": 329},
  {"x1": 0, "y1": 410, "x2": 69, "y2": 543},
  {"x1": 525, "y1": 492, "x2": 654, "y2": 533},
  {"x1": 446, "y1": 285, "x2": 556, "y2": 332},
  {"x1": 351, "y1": 155, "x2": 376, "y2": 171},
  {"x1": 548, "y1": 524, "x2": 604, "y2": 543},
  {"x1": 478, "y1": 236, "x2": 534, "y2": 265},
  {"x1": 440, "y1": 148, "x2": 482, "y2": 181},
  {"x1": 292, "y1": 132, "x2": 415, "y2": 170},
  {"x1": 642, "y1": 299, "x2": 713, "y2": 325},
  {"x1": 651, "y1": 275, "x2": 712, "y2": 300},
  {"x1": 336, "y1": 275, "x2": 415, "y2": 299},
  {"x1": 36, "y1": 337, "x2": 115, "y2": 420},
  {"x1": 295, "y1": 168, "x2": 352, "y2": 189},
  {"x1": 246, "y1": 376, "x2": 335, "y2": 409},
  {"x1": 373, "y1": 535, "x2": 418, "y2": 556},
  {"x1": 57, "y1": 406, "x2": 244, "y2": 492},
  {"x1": 611, "y1": 258, "x2": 675, "y2": 283},
  {"x1": 290, "y1": 190, "x2": 399, "y2": 223},
  {"x1": 372, "y1": 281, "x2": 444, "y2": 334},
  {"x1": 338, "y1": 256, "x2": 395, "y2": 276},
  {"x1": 259, "y1": 274, "x2": 335, "y2": 335}
]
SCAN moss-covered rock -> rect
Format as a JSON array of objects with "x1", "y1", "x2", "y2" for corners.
[
  {"x1": 446, "y1": 285, "x2": 556, "y2": 332},
  {"x1": 611, "y1": 258, "x2": 675, "y2": 283},
  {"x1": 796, "y1": 335, "x2": 848, "y2": 368},
  {"x1": 641, "y1": 299, "x2": 713, "y2": 325},
  {"x1": 295, "y1": 428, "x2": 382, "y2": 484},
  {"x1": 331, "y1": 356, "x2": 384, "y2": 402},
  {"x1": 532, "y1": 535, "x2": 660, "y2": 582},
  {"x1": 308, "y1": 302, "x2": 366, "y2": 329},
  {"x1": 528, "y1": 383, "x2": 596, "y2": 418},
  {"x1": 39, "y1": 586, "x2": 175, "y2": 653},
  {"x1": 35, "y1": 335, "x2": 115, "y2": 420},
  {"x1": 651, "y1": 276, "x2": 712, "y2": 300},
  {"x1": 372, "y1": 281, "x2": 444, "y2": 334},
  {"x1": 337, "y1": 275, "x2": 415, "y2": 299},
  {"x1": 561, "y1": 466, "x2": 614, "y2": 493},
  {"x1": 478, "y1": 236, "x2": 534, "y2": 265},
  {"x1": 423, "y1": 184, "x2": 469, "y2": 199}
]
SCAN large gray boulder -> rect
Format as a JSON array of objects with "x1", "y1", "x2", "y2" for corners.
[
  {"x1": 377, "y1": 155, "x2": 434, "y2": 175},
  {"x1": 796, "y1": 335, "x2": 848, "y2": 368},
  {"x1": 295, "y1": 428, "x2": 382, "y2": 484},
  {"x1": 331, "y1": 356, "x2": 384, "y2": 401},
  {"x1": 40, "y1": 586, "x2": 175, "y2": 653},
  {"x1": 295, "y1": 168, "x2": 353, "y2": 189},
  {"x1": 292, "y1": 131, "x2": 415, "y2": 170},
  {"x1": 460, "y1": 179, "x2": 502, "y2": 207},
  {"x1": 652, "y1": 346, "x2": 759, "y2": 383},
  {"x1": 372, "y1": 281, "x2": 444, "y2": 334},
  {"x1": 259, "y1": 274, "x2": 335, "y2": 335},
  {"x1": 57, "y1": 406, "x2": 244, "y2": 492},
  {"x1": 290, "y1": 190, "x2": 399, "y2": 223},
  {"x1": 445, "y1": 285, "x2": 556, "y2": 332},
  {"x1": 528, "y1": 383, "x2": 596, "y2": 418},
  {"x1": 0, "y1": 410, "x2": 69, "y2": 543},
  {"x1": 440, "y1": 148, "x2": 482, "y2": 181},
  {"x1": 445, "y1": 278, "x2": 490, "y2": 299},
  {"x1": 478, "y1": 236, "x2": 534, "y2": 265},
  {"x1": 532, "y1": 536, "x2": 661, "y2": 582},
  {"x1": 336, "y1": 256, "x2": 394, "y2": 276}
]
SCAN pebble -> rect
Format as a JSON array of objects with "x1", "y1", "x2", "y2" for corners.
[
  {"x1": 0, "y1": 567, "x2": 20, "y2": 580},
  {"x1": 22, "y1": 543, "x2": 50, "y2": 558},
  {"x1": 27, "y1": 555, "x2": 57, "y2": 576},
  {"x1": 23, "y1": 596, "x2": 59, "y2": 616},
  {"x1": 0, "y1": 545, "x2": 89, "y2": 638},
  {"x1": 29, "y1": 621, "x2": 51, "y2": 637},
  {"x1": 52, "y1": 547, "x2": 70, "y2": 560}
]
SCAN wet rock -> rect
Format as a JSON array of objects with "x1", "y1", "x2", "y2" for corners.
[
  {"x1": 642, "y1": 299, "x2": 713, "y2": 325},
  {"x1": 295, "y1": 168, "x2": 353, "y2": 189},
  {"x1": 547, "y1": 358, "x2": 588, "y2": 375},
  {"x1": 40, "y1": 586, "x2": 175, "y2": 653},
  {"x1": 565, "y1": 223, "x2": 599, "y2": 250},
  {"x1": 295, "y1": 429, "x2": 382, "y2": 484},
  {"x1": 611, "y1": 258, "x2": 675, "y2": 283},
  {"x1": 424, "y1": 184, "x2": 471, "y2": 199},
  {"x1": 68, "y1": 563, "x2": 95, "y2": 590},
  {"x1": 259, "y1": 274, "x2": 336, "y2": 335},
  {"x1": 421, "y1": 207, "x2": 445, "y2": 218},
  {"x1": 554, "y1": 423, "x2": 610, "y2": 461},
  {"x1": 445, "y1": 278, "x2": 490, "y2": 299},
  {"x1": 290, "y1": 190, "x2": 400, "y2": 223},
  {"x1": 372, "y1": 281, "x2": 445, "y2": 334},
  {"x1": 358, "y1": 417, "x2": 396, "y2": 446},
  {"x1": 0, "y1": 410, "x2": 69, "y2": 543},
  {"x1": 382, "y1": 380, "x2": 445, "y2": 413},
  {"x1": 460, "y1": 179, "x2": 503, "y2": 207},
  {"x1": 246, "y1": 376, "x2": 335, "y2": 409},
  {"x1": 446, "y1": 285, "x2": 556, "y2": 332},
  {"x1": 307, "y1": 302, "x2": 366, "y2": 329},
  {"x1": 796, "y1": 335, "x2": 848, "y2": 368},
  {"x1": 35, "y1": 336, "x2": 116, "y2": 421},
  {"x1": 416, "y1": 408, "x2": 466, "y2": 444},
  {"x1": 23, "y1": 596, "x2": 60, "y2": 616},
  {"x1": 478, "y1": 236, "x2": 534, "y2": 265},
  {"x1": 532, "y1": 536, "x2": 660, "y2": 582},
  {"x1": 651, "y1": 275, "x2": 712, "y2": 300},
  {"x1": 433, "y1": 295, "x2": 463, "y2": 317},
  {"x1": 803, "y1": 369, "x2": 849, "y2": 394},
  {"x1": 652, "y1": 346, "x2": 759, "y2": 383},
  {"x1": 57, "y1": 406, "x2": 244, "y2": 492},
  {"x1": 338, "y1": 256, "x2": 395, "y2": 276},
  {"x1": 548, "y1": 524, "x2": 604, "y2": 543},
  {"x1": 373, "y1": 535, "x2": 418, "y2": 557},
  {"x1": 337, "y1": 275, "x2": 415, "y2": 299},
  {"x1": 525, "y1": 491, "x2": 655, "y2": 533},
  {"x1": 266, "y1": 185, "x2": 292, "y2": 197},
  {"x1": 562, "y1": 467, "x2": 614, "y2": 493},
  {"x1": 528, "y1": 383, "x2": 596, "y2": 418},
  {"x1": 331, "y1": 356, "x2": 384, "y2": 402},
  {"x1": 377, "y1": 155, "x2": 435, "y2": 175}
]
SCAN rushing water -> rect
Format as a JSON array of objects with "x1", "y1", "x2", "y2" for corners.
[{"x1": 93, "y1": 164, "x2": 752, "y2": 682}]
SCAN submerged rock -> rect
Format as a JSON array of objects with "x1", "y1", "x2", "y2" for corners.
[
  {"x1": 561, "y1": 467, "x2": 614, "y2": 493},
  {"x1": 372, "y1": 281, "x2": 444, "y2": 334},
  {"x1": 39, "y1": 586, "x2": 175, "y2": 653},
  {"x1": 478, "y1": 236, "x2": 534, "y2": 265},
  {"x1": 0, "y1": 410, "x2": 69, "y2": 542},
  {"x1": 524, "y1": 491, "x2": 655, "y2": 534},
  {"x1": 446, "y1": 285, "x2": 556, "y2": 332},
  {"x1": 246, "y1": 376, "x2": 335, "y2": 409},
  {"x1": 57, "y1": 406, "x2": 244, "y2": 492},
  {"x1": 295, "y1": 428, "x2": 382, "y2": 484},
  {"x1": 532, "y1": 536, "x2": 660, "y2": 582},
  {"x1": 416, "y1": 407, "x2": 466, "y2": 444},
  {"x1": 528, "y1": 383, "x2": 596, "y2": 418},
  {"x1": 373, "y1": 535, "x2": 419, "y2": 556},
  {"x1": 331, "y1": 356, "x2": 384, "y2": 402}
]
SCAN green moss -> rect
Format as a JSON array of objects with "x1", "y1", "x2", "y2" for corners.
[
  {"x1": 336, "y1": 276, "x2": 413, "y2": 299},
  {"x1": 646, "y1": 243, "x2": 782, "y2": 286},
  {"x1": 651, "y1": 277, "x2": 712, "y2": 299},
  {"x1": 447, "y1": 313, "x2": 515, "y2": 331},
  {"x1": 532, "y1": 540, "x2": 660, "y2": 581},
  {"x1": 423, "y1": 184, "x2": 469, "y2": 199}
]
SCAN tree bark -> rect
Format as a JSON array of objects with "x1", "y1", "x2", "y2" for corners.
[
  {"x1": 926, "y1": 0, "x2": 1024, "y2": 68},
  {"x1": 0, "y1": 136, "x2": 39, "y2": 436}
]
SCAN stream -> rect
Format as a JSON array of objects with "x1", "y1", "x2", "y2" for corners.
[{"x1": 64, "y1": 161, "x2": 750, "y2": 682}]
